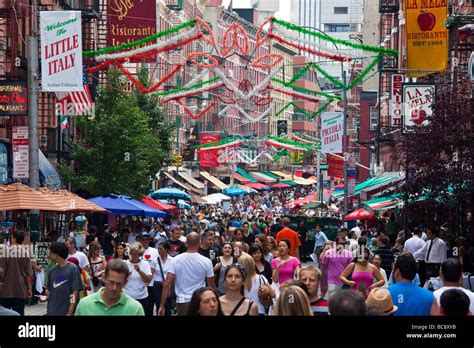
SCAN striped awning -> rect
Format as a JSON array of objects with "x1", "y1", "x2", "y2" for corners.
[
  {"x1": 0, "y1": 183, "x2": 67, "y2": 212},
  {"x1": 271, "y1": 171, "x2": 293, "y2": 180},
  {"x1": 260, "y1": 171, "x2": 280, "y2": 180},
  {"x1": 200, "y1": 171, "x2": 228, "y2": 190},
  {"x1": 236, "y1": 167, "x2": 257, "y2": 183},
  {"x1": 249, "y1": 172, "x2": 276, "y2": 183},
  {"x1": 163, "y1": 172, "x2": 202, "y2": 194},
  {"x1": 282, "y1": 180, "x2": 298, "y2": 186},
  {"x1": 178, "y1": 171, "x2": 205, "y2": 190},
  {"x1": 39, "y1": 188, "x2": 108, "y2": 212},
  {"x1": 233, "y1": 172, "x2": 251, "y2": 184}
]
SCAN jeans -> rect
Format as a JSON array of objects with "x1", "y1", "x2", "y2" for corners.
[
  {"x1": 0, "y1": 298, "x2": 25, "y2": 316},
  {"x1": 153, "y1": 282, "x2": 172, "y2": 316}
]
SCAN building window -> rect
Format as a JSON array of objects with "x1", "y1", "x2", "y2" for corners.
[
  {"x1": 324, "y1": 24, "x2": 350, "y2": 32},
  {"x1": 334, "y1": 7, "x2": 348, "y2": 14},
  {"x1": 370, "y1": 106, "x2": 378, "y2": 131}
]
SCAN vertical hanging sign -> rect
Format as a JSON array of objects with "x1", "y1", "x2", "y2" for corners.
[
  {"x1": 12, "y1": 126, "x2": 29, "y2": 179},
  {"x1": 390, "y1": 74, "x2": 404, "y2": 127},
  {"x1": 40, "y1": 11, "x2": 83, "y2": 91}
]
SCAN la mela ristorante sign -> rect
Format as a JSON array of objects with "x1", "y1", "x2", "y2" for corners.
[
  {"x1": 402, "y1": 83, "x2": 435, "y2": 128},
  {"x1": 40, "y1": 11, "x2": 83, "y2": 92}
]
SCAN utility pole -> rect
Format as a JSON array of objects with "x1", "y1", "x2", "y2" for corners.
[
  {"x1": 28, "y1": 0, "x2": 40, "y2": 241},
  {"x1": 343, "y1": 70, "x2": 349, "y2": 217}
]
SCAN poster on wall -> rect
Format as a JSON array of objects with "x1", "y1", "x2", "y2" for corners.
[
  {"x1": 404, "y1": 0, "x2": 448, "y2": 78},
  {"x1": 12, "y1": 126, "x2": 29, "y2": 179},
  {"x1": 402, "y1": 83, "x2": 435, "y2": 128},
  {"x1": 40, "y1": 11, "x2": 83, "y2": 91},
  {"x1": 108, "y1": 0, "x2": 157, "y2": 63},
  {"x1": 390, "y1": 74, "x2": 404, "y2": 127},
  {"x1": 321, "y1": 112, "x2": 343, "y2": 154}
]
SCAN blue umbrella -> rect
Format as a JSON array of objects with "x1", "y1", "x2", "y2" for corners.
[
  {"x1": 89, "y1": 194, "x2": 166, "y2": 218},
  {"x1": 150, "y1": 188, "x2": 191, "y2": 201},
  {"x1": 223, "y1": 185, "x2": 248, "y2": 196},
  {"x1": 177, "y1": 199, "x2": 191, "y2": 209}
]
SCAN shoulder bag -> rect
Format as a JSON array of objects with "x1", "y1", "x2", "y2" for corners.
[{"x1": 341, "y1": 263, "x2": 356, "y2": 289}]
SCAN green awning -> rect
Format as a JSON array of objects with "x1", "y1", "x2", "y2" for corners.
[
  {"x1": 236, "y1": 167, "x2": 257, "y2": 183},
  {"x1": 260, "y1": 171, "x2": 280, "y2": 180},
  {"x1": 282, "y1": 180, "x2": 298, "y2": 186}
]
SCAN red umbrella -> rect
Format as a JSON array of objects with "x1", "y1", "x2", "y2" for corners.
[
  {"x1": 271, "y1": 183, "x2": 291, "y2": 189},
  {"x1": 334, "y1": 184, "x2": 345, "y2": 189},
  {"x1": 344, "y1": 208, "x2": 376, "y2": 221},
  {"x1": 142, "y1": 196, "x2": 177, "y2": 212}
]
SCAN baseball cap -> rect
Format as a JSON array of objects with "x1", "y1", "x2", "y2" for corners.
[{"x1": 137, "y1": 232, "x2": 150, "y2": 240}]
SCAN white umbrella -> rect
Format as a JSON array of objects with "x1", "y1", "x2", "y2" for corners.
[{"x1": 203, "y1": 193, "x2": 231, "y2": 204}]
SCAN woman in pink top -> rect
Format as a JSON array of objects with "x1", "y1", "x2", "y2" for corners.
[
  {"x1": 340, "y1": 247, "x2": 385, "y2": 298},
  {"x1": 272, "y1": 239, "x2": 301, "y2": 285}
]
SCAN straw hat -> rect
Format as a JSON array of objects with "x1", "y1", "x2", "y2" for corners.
[{"x1": 366, "y1": 288, "x2": 398, "y2": 315}]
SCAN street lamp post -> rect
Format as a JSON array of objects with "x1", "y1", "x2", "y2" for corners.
[{"x1": 298, "y1": 27, "x2": 348, "y2": 216}]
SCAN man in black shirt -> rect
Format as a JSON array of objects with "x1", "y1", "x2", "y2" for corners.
[
  {"x1": 373, "y1": 235, "x2": 395, "y2": 276},
  {"x1": 168, "y1": 228, "x2": 187, "y2": 257},
  {"x1": 101, "y1": 226, "x2": 116, "y2": 261},
  {"x1": 242, "y1": 222, "x2": 255, "y2": 245},
  {"x1": 198, "y1": 230, "x2": 217, "y2": 264},
  {"x1": 270, "y1": 217, "x2": 282, "y2": 238}
]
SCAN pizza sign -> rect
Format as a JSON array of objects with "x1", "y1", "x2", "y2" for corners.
[{"x1": 402, "y1": 84, "x2": 435, "y2": 128}]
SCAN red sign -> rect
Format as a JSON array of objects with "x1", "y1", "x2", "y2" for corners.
[
  {"x1": 0, "y1": 81, "x2": 28, "y2": 116},
  {"x1": 328, "y1": 154, "x2": 344, "y2": 178},
  {"x1": 108, "y1": 1, "x2": 157, "y2": 63},
  {"x1": 200, "y1": 134, "x2": 221, "y2": 168},
  {"x1": 390, "y1": 74, "x2": 404, "y2": 127}
]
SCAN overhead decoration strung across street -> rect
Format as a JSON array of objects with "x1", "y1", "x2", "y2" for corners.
[{"x1": 83, "y1": 15, "x2": 398, "y2": 122}]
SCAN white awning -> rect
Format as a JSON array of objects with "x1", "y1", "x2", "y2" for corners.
[
  {"x1": 200, "y1": 171, "x2": 228, "y2": 190},
  {"x1": 163, "y1": 172, "x2": 202, "y2": 194},
  {"x1": 178, "y1": 171, "x2": 205, "y2": 190},
  {"x1": 271, "y1": 170, "x2": 293, "y2": 180},
  {"x1": 249, "y1": 172, "x2": 276, "y2": 183}
]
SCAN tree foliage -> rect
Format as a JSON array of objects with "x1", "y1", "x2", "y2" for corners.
[
  {"x1": 63, "y1": 68, "x2": 174, "y2": 198},
  {"x1": 397, "y1": 78, "x2": 473, "y2": 232}
]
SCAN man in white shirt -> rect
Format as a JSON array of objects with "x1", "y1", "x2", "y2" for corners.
[
  {"x1": 158, "y1": 232, "x2": 215, "y2": 316},
  {"x1": 433, "y1": 258, "x2": 474, "y2": 315},
  {"x1": 404, "y1": 227, "x2": 427, "y2": 284},
  {"x1": 65, "y1": 237, "x2": 90, "y2": 273},
  {"x1": 413, "y1": 228, "x2": 447, "y2": 282},
  {"x1": 350, "y1": 221, "x2": 364, "y2": 239}
]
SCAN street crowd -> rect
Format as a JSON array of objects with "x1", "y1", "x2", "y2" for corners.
[{"x1": 0, "y1": 189, "x2": 473, "y2": 317}]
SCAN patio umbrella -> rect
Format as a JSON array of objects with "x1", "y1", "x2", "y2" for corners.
[
  {"x1": 89, "y1": 194, "x2": 166, "y2": 217},
  {"x1": 302, "y1": 201, "x2": 327, "y2": 209},
  {"x1": 177, "y1": 200, "x2": 191, "y2": 209},
  {"x1": 223, "y1": 185, "x2": 248, "y2": 196},
  {"x1": 344, "y1": 208, "x2": 376, "y2": 221},
  {"x1": 141, "y1": 196, "x2": 177, "y2": 212},
  {"x1": 0, "y1": 183, "x2": 67, "y2": 211},
  {"x1": 271, "y1": 183, "x2": 291, "y2": 189},
  {"x1": 202, "y1": 193, "x2": 231, "y2": 204},
  {"x1": 244, "y1": 183, "x2": 271, "y2": 191},
  {"x1": 150, "y1": 188, "x2": 191, "y2": 201}
]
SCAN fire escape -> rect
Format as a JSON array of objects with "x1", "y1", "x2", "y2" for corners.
[
  {"x1": 376, "y1": 0, "x2": 399, "y2": 160},
  {"x1": 0, "y1": 0, "x2": 28, "y2": 138}
]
